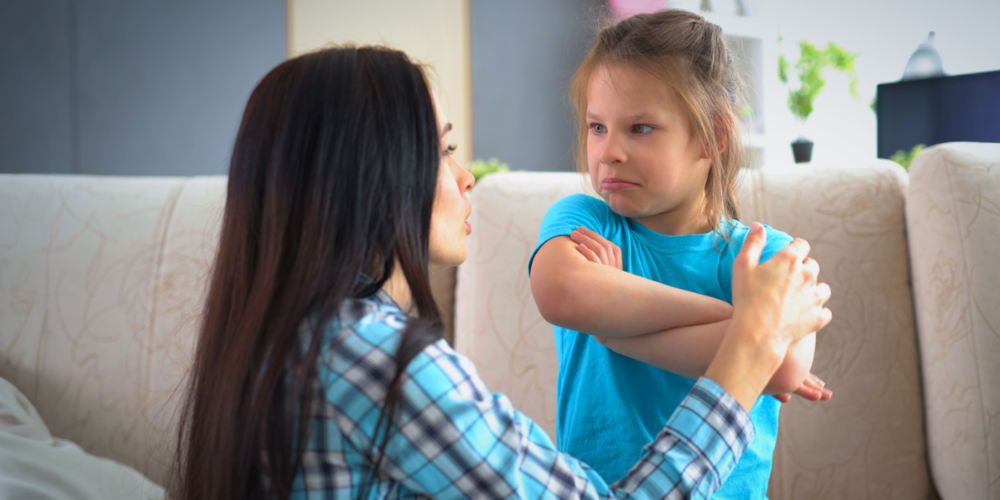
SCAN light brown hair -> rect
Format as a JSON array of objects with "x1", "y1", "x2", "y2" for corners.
[{"x1": 570, "y1": 10, "x2": 748, "y2": 237}]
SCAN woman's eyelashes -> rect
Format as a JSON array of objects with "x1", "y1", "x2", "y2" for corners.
[
  {"x1": 590, "y1": 123, "x2": 607, "y2": 134},
  {"x1": 443, "y1": 143, "x2": 458, "y2": 156}
]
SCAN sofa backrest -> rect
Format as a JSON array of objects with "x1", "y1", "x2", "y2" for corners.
[
  {"x1": 454, "y1": 162, "x2": 936, "y2": 499},
  {"x1": 907, "y1": 143, "x2": 1000, "y2": 500},
  {"x1": 0, "y1": 174, "x2": 227, "y2": 488},
  {"x1": 4, "y1": 146, "x2": 997, "y2": 499}
]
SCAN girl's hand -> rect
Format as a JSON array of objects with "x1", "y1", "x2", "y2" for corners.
[
  {"x1": 570, "y1": 226, "x2": 622, "y2": 271},
  {"x1": 571, "y1": 227, "x2": 621, "y2": 346},
  {"x1": 772, "y1": 372, "x2": 833, "y2": 403}
]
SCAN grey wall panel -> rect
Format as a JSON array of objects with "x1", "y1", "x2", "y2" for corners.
[
  {"x1": 0, "y1": 0, "x2": 286, "y2": 176},
  {"x1": 471, "y1": 0, "x2": 601, "y2": 172},
  {"x1": 0, "y1": 2, "x2": 75, "y2": 174},
  {"x1": 74, "y1": 0, "x2": 286, "y2": 176}
]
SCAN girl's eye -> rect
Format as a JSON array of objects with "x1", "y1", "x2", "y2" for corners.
[
  {"x1": 590, "y1": 123, "x2": 606, "y2": 134},
  {"x1": 631, "y1": 124, "x2": 653, "y2": 134},
  {"x1": 443, "y1": 143, "x2": 458, "y2": 156}
]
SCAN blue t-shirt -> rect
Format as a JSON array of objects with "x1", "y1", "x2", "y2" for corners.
[{"x1": 528, "y1": 193, "x2": 793, "y2": 500}]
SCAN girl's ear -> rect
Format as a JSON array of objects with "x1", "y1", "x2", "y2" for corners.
[{"x1": 700, "y1": 111, "x2": 733, "y2": 159}]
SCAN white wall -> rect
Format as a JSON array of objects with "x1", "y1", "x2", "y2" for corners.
[
  {"x1": 752, "y1": 0, "x2": 1000, "y2": 164},
  {"x1": 289, "y1": 0, "x2": 472, "y2": 165},
  {"x1": 285, "y1": 1, "x2": 999, "y2": 168}
]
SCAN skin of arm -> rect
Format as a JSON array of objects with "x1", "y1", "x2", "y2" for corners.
[
  {"x1": 530, "y1": 235, "x2": 733, "y2": 337},
  {"x1": 542, "y1": 226, "x2": 820, "y2": 397},
  {"x1": 601, "y1": 325, "x2": 816, "y2": 395}
]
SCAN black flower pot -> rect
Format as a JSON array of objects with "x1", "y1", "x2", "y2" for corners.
[{"x1": 791, "y1": 137, "x2": 814, "y2": 163}]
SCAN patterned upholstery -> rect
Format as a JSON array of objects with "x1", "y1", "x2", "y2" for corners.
[
  {"x1": 907, "y1": 143, "x2": 1000, "y2": 500},
  {"x1": 1, "y1": 144, "x2": 997, "y2": 498},
  {"x1": 0, "y1": 175, "x2": 224, "y2": 487}
]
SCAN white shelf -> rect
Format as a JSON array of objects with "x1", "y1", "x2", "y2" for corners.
[{"x1": 660, "y1": 5, "x2": 782, "y2": 167}]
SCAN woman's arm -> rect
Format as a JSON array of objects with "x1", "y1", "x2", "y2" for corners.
[
  {"x1": 349, "y1": 336, "x2": 755, "y2": 500},
  {"x1": 530, "y1": 232, "x2": 732, "y2": 337},
  {"x1": 345, "y1": 224, "x2": 830, "y2": 500}
]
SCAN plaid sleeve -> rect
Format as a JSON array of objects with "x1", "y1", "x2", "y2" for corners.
[{"x1": 306, "y1": 309, "x2": 754, "y2": 499}]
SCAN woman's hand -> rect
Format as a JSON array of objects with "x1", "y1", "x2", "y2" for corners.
[
  {"x1": 730, "y1": 228, "x2": 832, "y2": 350},
  {"x1": 706, "y1": 223, "x2": 833, "y2": 411}
]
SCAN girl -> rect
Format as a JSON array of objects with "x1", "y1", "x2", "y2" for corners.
[
  {"x1": 530, "y1": 10, "x2": 828, "y2": 499},
  {"x1": 176, "y1": 44, "x2": 830, "y2": 500}
]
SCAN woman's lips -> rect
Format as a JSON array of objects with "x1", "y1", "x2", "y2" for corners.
[
  {"x1": 601, "y1": 178, "x2": 639, "y2": 190},
  {"x1": 465, "y1": 220, "x2": 472, "y2": 234}
]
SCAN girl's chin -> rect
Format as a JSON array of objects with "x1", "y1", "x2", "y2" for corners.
[{"x1": 603, "y1": 195, "x2": 645, "y2": 218}]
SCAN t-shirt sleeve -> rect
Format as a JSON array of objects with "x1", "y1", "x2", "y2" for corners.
[
  {"x1": 528, "y1": 193, "x2": 612, "y2": 276},
  {"x1": 719, "y1": 224, "x2": 794, "y2": 303}
]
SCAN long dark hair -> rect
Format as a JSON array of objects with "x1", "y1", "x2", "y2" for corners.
[{"x1": 175, "y1": 45, "x2": 444, "y2": 499}]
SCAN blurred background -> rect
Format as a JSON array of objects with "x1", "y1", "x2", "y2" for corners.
[{"x1": 2, "y1": 0, "x2": 998, "y2": 176}]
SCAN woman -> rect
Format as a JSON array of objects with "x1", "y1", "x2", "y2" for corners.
[{"x1": 175, "y1": 45, "x2": 831, "y2": 500}]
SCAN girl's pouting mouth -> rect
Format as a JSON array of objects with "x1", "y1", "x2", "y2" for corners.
[{"x1": 601, "y1": 177, "x2": 640, "y2": 190}]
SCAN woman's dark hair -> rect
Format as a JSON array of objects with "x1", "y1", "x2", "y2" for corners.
[{"x1": 174, "y1": 45, "x2": 444, "y2": 499}]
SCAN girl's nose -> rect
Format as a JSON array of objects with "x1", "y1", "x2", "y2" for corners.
[{"x1": 599, "y1": 132, "x2": 627, "y2": 165}]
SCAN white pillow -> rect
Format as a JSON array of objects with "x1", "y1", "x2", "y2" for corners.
[{"x1": 0, "y1": 376, "x2": 166, "y2": 499}]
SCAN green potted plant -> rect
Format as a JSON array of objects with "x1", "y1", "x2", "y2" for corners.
[
  {"x1": 469, "y1": 157, "x2": 510, "y2": 183},
  {"x1": 779, "y1": 40, "x2": 860, "y2": 163}
]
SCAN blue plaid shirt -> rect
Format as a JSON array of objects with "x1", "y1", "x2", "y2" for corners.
[{"x1": 293, "y1": 291, "x2": 755, "y2": 499}]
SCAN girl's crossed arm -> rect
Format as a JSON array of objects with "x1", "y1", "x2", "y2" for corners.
[
  {"x1": 530, "y1": 233, "x2": 733, "y2": 337},
  {"x1": 531, "y1": 227, "x2": 830, "y2": 400}
]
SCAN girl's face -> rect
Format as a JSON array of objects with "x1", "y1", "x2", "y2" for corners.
[
  {"x1": 428, "y1": 94, "x2": 475, "y2": 271},
  {"x1": 586, "y1": 64, "x2": 713, "y2": 236}
]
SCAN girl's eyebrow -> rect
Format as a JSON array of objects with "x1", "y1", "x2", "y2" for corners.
[
  {"x1": 440, "y1": 122, "x2": 453, "y2": 137},
  {"x1": 586, "y1": 111, "x2": 660, "y2": 122}
]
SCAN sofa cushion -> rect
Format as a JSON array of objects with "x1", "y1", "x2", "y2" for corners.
[
  {"x1": 455, "y1": 162, "x2": 934, "y2": 499},
  {"x1": 0, "y1": 174, "x2": 227, "y2": 488},
  {"x1": 907, "y1": 142, "x2": 1000, "y2": 500},
  {"x1": 0, "y1": 374, "x2": 165, "y2": 499}
]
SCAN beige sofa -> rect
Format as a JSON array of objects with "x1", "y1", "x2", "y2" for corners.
[{"x1": 0, "y1": 142, "x2": 997, "y2": 499}]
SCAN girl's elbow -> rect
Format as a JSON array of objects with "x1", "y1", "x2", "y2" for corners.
[
  {"x1": 768, "y1": 362, "x2": 810, "y2": 394},
  {"x1": 769, "y1": 340, "x2": 815, "y2": 393},
  {"x1": 531, "y1": 274, "x2": 576, "y2": 326}
]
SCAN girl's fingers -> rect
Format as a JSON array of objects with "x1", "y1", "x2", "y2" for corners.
[
  {"x1": 791, "y1": 385, "x2": 823, "y2": 401},
  {"x1": 772, "y1": 393, "x2": 792, "y2": 403},
  {"x1": 571, "y1": 229, "x2": 610, "y2": 266},
  {"x1": 575, "y1": 226, "x2": 622, "y2": 270},
  {"x1": 574, "y1": 228, "x2": 610, "y2": 266},
  {"x1": 575, "y1": 244, "x2": 601, "y2": 264},
  {"x1": 807, "y1": 373, "x2": 833, "y2": 400}
]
